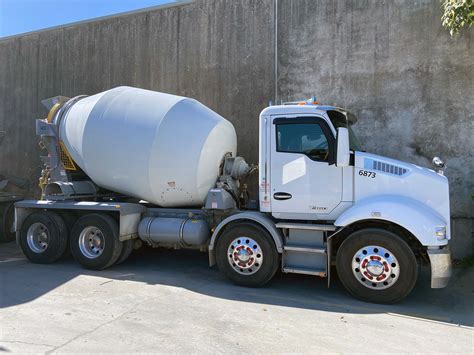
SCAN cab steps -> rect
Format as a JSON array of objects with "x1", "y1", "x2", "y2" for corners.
[
  {"x1": 279, "y1": 223, "x2": 335, "y2": 280},
  {"x1": 283, "y1": 245, "x2": 326, "y2": 253},
  {"x1": 282, "y1": 266, "x2": 326, "y2": 277}
]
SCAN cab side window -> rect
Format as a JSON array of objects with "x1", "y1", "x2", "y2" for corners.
[{"x1": 276, "y1": 123, "x2": 329, "y2": 161}]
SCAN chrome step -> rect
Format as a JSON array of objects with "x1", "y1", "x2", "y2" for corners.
[
  {"x1": 282, "y1": 266, "x2": 327, "y2": 277},
  {"x1": 284, "y1": 245, "x2": 326, "y2": 254},
  {"x1": 276, "y1": 223, "x2": 336, "y2": 231}
]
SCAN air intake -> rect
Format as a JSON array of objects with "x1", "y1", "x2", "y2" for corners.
[{"x1": 364, "y1": 158, "x2": 408, "y2": 176}]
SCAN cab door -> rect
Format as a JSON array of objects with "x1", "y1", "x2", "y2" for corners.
[{"x1": 270, "y1": 115, "x2": 343, "y2": 220}]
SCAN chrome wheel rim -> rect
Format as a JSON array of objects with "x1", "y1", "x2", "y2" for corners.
[
  {"x1": 227, "y1": 237, "x2": 263, "y2": 275},
  {"x1": 79, "y1": 226, "x2": 105, "y2": 259},
  {"x1": 352, "y1": 245, "x2": 400, "y2": 290},
  {"x1": 27, "y1": 222, "x2": 49, "y2": 253}
]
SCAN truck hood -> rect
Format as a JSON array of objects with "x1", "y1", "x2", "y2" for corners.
[{"x1": 353, "y1": 152, "x2": 450, "y2": 237}]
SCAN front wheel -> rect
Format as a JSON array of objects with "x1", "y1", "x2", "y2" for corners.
[
  {"x1": 216, "y1": 222, "x2": 279, "y2": 287},
  {"x1": 336, "y1": 228, "x2": 418, "y2": 304}
]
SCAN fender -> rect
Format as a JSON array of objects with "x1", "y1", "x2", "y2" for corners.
[
  {"x1": 208, "y1": 211, "x2": 284, "y2": 266},
  {"x1": 334, "y1": 195, "x2": 448, "y2": 246}
]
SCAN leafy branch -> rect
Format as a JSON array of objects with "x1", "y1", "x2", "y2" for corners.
[{"x1": 441, "y1": 0, "x2": 474, "y2": 36}]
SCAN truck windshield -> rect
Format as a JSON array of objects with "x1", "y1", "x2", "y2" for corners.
[{"x1": 327, "y1": 110, "x2": 363, "y2": 151}]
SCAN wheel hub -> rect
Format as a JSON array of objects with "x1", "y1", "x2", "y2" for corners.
[
  {"x1": 228, "y1": 237, "x2": 263, "y2": 275},
  {"x1": 366, "y1": 260, "x2": 384, "y2": 277},
  {"x1": 352, "y1": 245, "x2": 400, "y2": 290},
  {"x1": 26, "y1": 222, "x2": 49, "y2": 254},
  {"x1": 91, "y1": 235, "x2": 102, "y2": 248},
  {"x1": 236, "y1": 248, "x2": 251, "y2": 263},
  {"x1": 79, "y1": 227, "x2": 105, "y2": 259}
]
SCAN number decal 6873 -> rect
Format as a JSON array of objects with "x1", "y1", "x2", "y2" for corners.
[{"x1": 358, "y1": 170, "x2": 376, "y2": 178}]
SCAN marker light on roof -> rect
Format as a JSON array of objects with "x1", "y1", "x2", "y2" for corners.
[{"x1": 297, "y1": 97, "x2": 320, "y2": 105}]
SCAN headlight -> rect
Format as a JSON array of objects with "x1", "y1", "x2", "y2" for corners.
[{"x1": 435, "y1": 226, "x2": 446, "y2": 241}]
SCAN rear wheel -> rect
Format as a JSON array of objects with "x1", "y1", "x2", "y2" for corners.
[
  {"x1": 0, "y1": 202, "x2": 15, "y2": 243},
  {"x1": 216, "y1": 222, "x2": 279, "y2": 287},
  {"x1": 57, "y1": 211, "x2": 77, "y2": 259},
  {"x1": 116, "y1": 239, "x2": 134, "y2": 265},
  {"x1": 336, "y1": 228, "x2": 417, "y2": 304},
  {"x1": 19, "y1": 211, "x2": 68, "y2": 263},
  {"x1": 70, "y1": 213, "x2": 123, "y2": 270}
]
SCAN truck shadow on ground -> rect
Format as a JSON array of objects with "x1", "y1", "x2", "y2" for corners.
[{"x1": 1, "y1": 242, "x2": 473, "y2": 328}]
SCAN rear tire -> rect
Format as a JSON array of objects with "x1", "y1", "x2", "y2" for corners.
[
  {"x1": 216, "y1": 222, "x2": 279, "y2": 287},
  {"x1": 70, "y1": 213, "x2": 123, "y2": 270},
  {"x1": 116, "y1": 239, "x2": 134, "y2": 265},
  {"x1": 336, "y1": 228, "x2": 418, "y2": 304},
  {"x1": 19, "y1": 211, "x2": 68, "y2": 263},
  {"x1": 57, "y1": 211, "x2": 77, "y2": 259},
  {"x1": 0, "y1": 202, "x2": 15, "y2": 243}
]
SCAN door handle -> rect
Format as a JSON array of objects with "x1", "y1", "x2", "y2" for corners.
[{"x1": 273, "y1": 192, "x2": 292, "y2": 200}]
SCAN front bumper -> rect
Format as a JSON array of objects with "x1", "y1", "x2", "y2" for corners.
[{"x1": 427, "y1": 247, "x2": 452, "y2": 288}]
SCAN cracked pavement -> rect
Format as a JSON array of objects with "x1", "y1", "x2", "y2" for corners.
[{"x1": 0, "y1": 242, "x2": 473, "y2": 353}]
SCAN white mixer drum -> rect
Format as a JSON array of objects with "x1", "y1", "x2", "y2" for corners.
[{"x1": 59, "y1": 86, "x2": 237, "y2": 207}]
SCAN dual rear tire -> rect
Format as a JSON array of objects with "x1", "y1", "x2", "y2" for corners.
[
  {"x1": 19, "y1": 211, "x2": 68, "y2": 263},
  {"x1": 19, "y1": 211, "x2": 133, "y2": 270},
  {"x1": 69, "y1": 213, "x2": 123, "y2": 270},
  {"x1": 0, "y1": 201, "x2": 16, "y2": 243}
]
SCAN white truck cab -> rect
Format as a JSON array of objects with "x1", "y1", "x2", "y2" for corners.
[
  {"x1": 15, "y1": 89, "x2": 452, "y2": 304},
  {"x1": 253, "y1": 100, "x2": 452, "y2": 301},
  {"x1": 259, "y1": 103, "x2": 450, "y2": 246}
]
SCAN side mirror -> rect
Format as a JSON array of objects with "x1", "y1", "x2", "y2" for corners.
[{"x1": 336, "y1": 127, "x2": 350, "y2": 167}]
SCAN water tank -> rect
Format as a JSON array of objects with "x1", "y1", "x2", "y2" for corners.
[{"x1": 58, "y1": 86, "x2": 237, "y2": 207}]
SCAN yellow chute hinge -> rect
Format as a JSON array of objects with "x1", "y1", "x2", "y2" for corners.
[{"x1": 59, "y1": 141, "x2": 77, "y2": 171}]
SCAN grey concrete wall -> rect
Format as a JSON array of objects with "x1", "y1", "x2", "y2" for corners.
[
  {"x1": 0, "y1": 0, "x2": 274, "y2": 185},
  {"x1": 0, "y1": 0, "x2": 472, "y2": 256}
]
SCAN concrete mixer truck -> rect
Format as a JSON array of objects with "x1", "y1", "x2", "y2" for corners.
[{"x1": 14, "y1": 86, "x2": 452, "y2": 304}]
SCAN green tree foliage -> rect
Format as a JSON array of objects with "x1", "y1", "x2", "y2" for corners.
[{"x1": 441, "y1": 0, "x2": 474, "y2": 36}]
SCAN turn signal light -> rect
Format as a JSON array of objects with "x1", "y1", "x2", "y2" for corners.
[{"x1": 435, "y1": 226, "x2": 447, "y2": 240}]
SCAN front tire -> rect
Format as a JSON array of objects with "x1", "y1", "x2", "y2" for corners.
[
  {"x1": 70, "y1": 213, "x2": 123, "y2": 270},
  {"x1": 336, "y1": 228, "x2": 418, "y2": 304},
  {"x1": 19, "y1": 211, "x2": 68, "y2": 263},
  {"x1": 216, "y1": 222, "x2": 279, "y2": 287}
]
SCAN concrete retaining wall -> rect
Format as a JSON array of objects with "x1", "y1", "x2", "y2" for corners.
[{"x1": 0, "y1": 0, "x2": 472, "y2": 256}]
